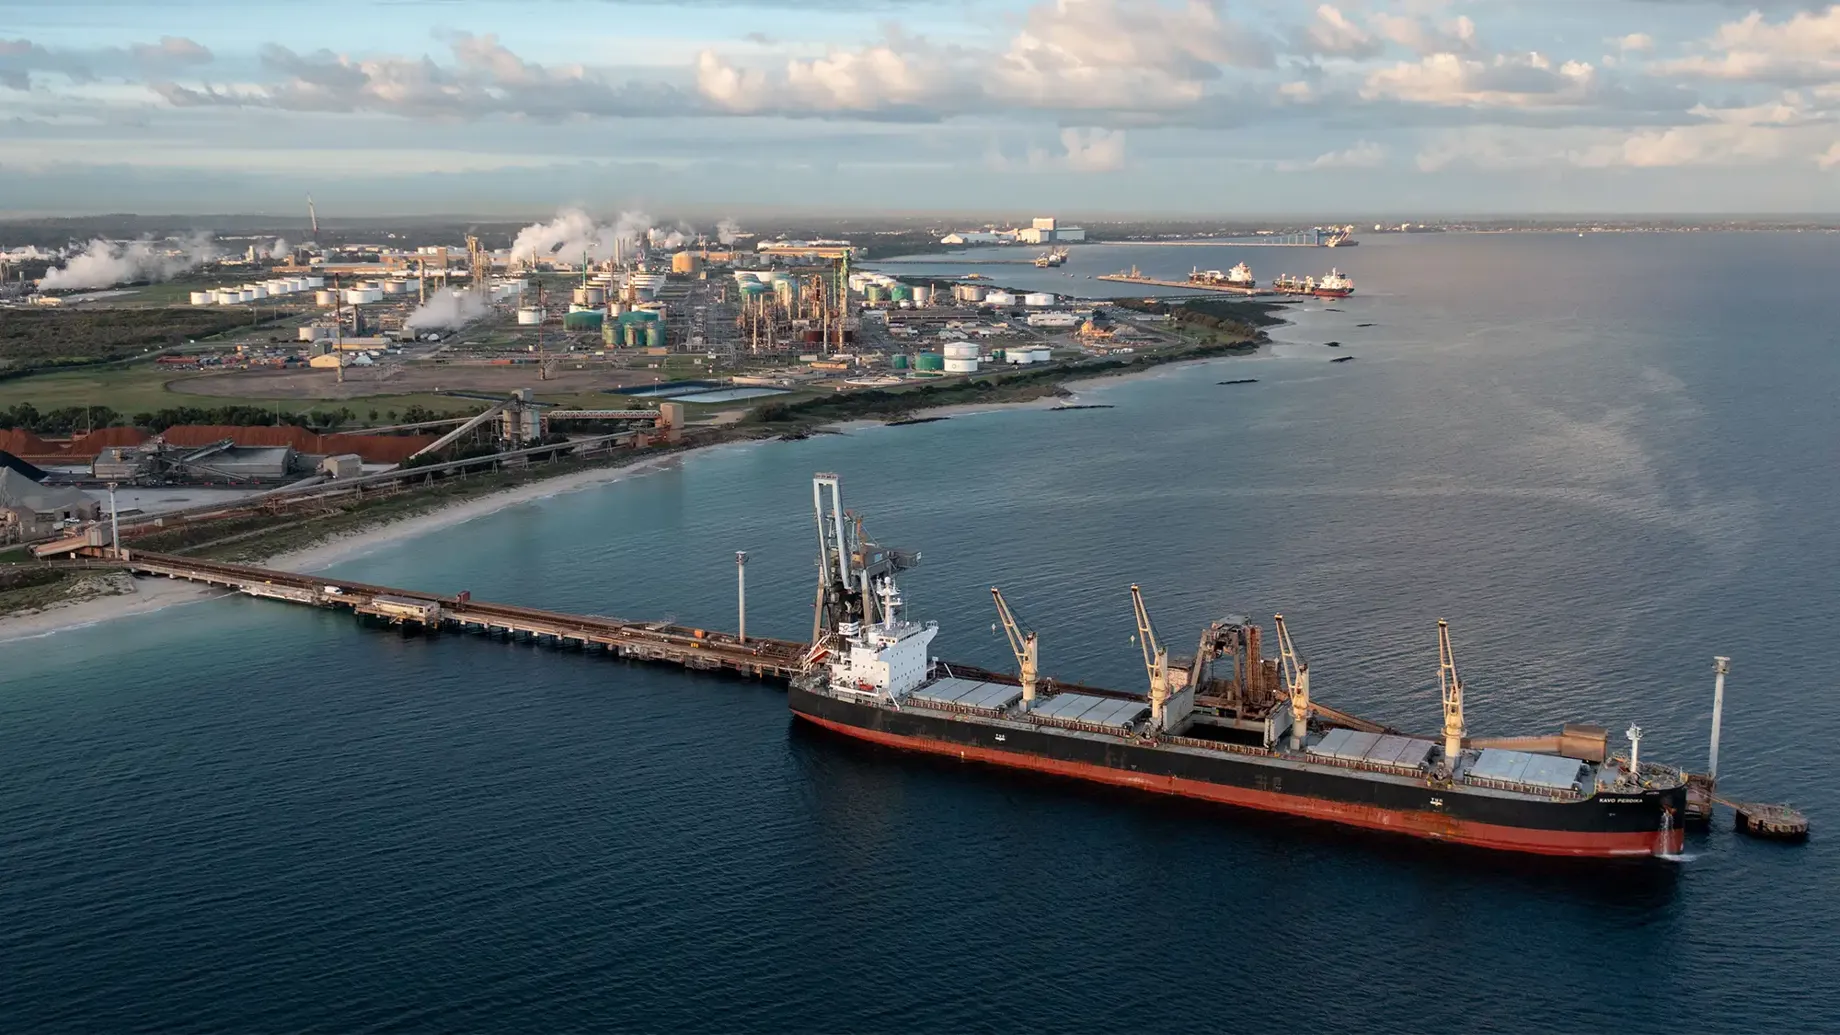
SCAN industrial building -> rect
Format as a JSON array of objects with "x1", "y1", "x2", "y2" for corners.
[{"x1": 0, "y1": 468, "x2": 100, "y2": 543}]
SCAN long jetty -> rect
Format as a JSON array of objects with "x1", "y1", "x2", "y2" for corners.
[
  {"x1": 1094, "y1": 274, "x2": 1270, "y2": 296},
  {"x1": 77, "y1": 550, "x2": 809, "y2": 679}
]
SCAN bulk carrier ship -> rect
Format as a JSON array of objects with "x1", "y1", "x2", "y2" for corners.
[{"x1": 790, "y1": 475, "x2": 1688, "y2": 859}]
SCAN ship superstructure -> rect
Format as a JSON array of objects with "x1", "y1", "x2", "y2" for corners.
[
  {"x1": 791, "y1": 474, "x2": 1687, "y2": 859},
  {"x1": 1190, "y1": 262, "x2": 1255, "y2": 288},
  {"x1": 1035, "y1": 247, "x2": 1070, "y2": 268}
]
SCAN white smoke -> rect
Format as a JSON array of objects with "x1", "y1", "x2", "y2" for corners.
[
  {"x1": 1, "y1": 245, "x2": 60, "y2": 261},
  {"x1": 716, "y1": 218, "x2": 742, "y2": 245},
  {"x1": 404, "y1": 287, "x2": 490, "y2": 332},
  {"x1": 39, "y1": 232, "x2": 217, "y2": 290},
  {"x1": 270, "y1": 238, "x2": 291, "y2": 260},
  {"x1": 510, "y1": 207, "x2": 666, "y2": 265}
]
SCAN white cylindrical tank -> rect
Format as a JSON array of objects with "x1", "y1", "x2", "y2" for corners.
[
  {"x1": 607, "y1": 302, "x2": 627, "y2": 317},
  {"x1": 189, "y1": 291, "x2": 211, "y2": 305},
  {"x1": 1025, "y1": 292, "x2": 1056, "y2": 307},
  {"x1": 985, "y1": 290, "x2": 1016, "y2": 306},
  {"x1": 1030, "y1": 346, "x2": 1052, "y2": 363},
  {"x1": 314, "y1": 290, "x2": 337, "y2": 306},
  {"x1": 955, "y1": 284, "x2": 986, "y2": 302},
  {"x1": 912, "y1": 285, "x2": 933, "y2": 307},
  {"x1": 943, "y1": 357, "x2": 979, "y2": 373},
  {"x1": 942, "y1": 342, "x2": 978, "y2": 360},
  {"x1": 298, "y1": 325, "x2": 330, "y2": 341},
  {"x1": 306, "y1": 276, "x2": 325, "y2": 288},
  {"x1": 517, "y1": 307, "x2": 544, "y2": 325}
]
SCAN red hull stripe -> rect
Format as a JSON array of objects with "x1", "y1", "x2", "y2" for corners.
[{"x1": 799, "y1": 713, "x2": 1680, "y2": 858}]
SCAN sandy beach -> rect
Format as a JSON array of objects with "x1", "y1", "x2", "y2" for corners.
[{"x1": 0, "y1": 348, "x2": 1257, "y2": 642}]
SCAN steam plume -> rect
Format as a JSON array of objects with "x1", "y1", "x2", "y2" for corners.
[
  {"x1": 404, "y1": 287, "x2": 490, "y2": 332},
  {"x1": 39, "y1": 232, "x2": 217, "y2": 290},
  {"x1": 716, "y1": 218, "x2": 742, "y2": 245}
]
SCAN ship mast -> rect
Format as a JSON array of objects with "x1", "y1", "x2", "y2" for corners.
[
  {"x1": 1130, "y1": 584, "x2": 1171, "y2": 729},
  {"x1": 1438, "y1": 619, "x2": 1466, "y2": 762}
]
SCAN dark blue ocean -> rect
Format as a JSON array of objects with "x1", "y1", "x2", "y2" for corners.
[{"x1": 3, "y1": 233, "x2": 1836, "y2": 1032}]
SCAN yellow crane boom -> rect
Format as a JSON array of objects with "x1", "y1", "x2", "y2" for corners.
[
  {"x1": 1273, "y1": 613, "x2": 1311, "y2": 751},
  {"x1": 990, "y1": 587, "x2": 1039, "y2": 707},
  {"x1": 1130, "y1": 584, "x2": 1171, "y2": 727}
]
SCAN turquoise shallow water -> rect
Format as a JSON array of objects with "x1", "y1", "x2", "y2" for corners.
[{"x1": 2, "y1": 233, "x2": 1837, "y2": 1032}]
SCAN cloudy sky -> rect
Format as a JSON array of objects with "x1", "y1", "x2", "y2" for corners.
[{"x1": 4, "y1": 0, "x2": 1839, "y2": 217}]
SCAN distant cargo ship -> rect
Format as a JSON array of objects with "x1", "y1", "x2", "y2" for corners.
[
  {"x1": 790, "y1": 475, "x2": 1688, "y2": 859},
  {"x1": 1273, "y1": 268, "x2": 1354, "y2": 298},
  {"x1": 1190, "y1": 262, "x2": 1255, "y2": 288},
  {"x1": 1034, "y1": 247, "x2": 1069, "y2": 268}
]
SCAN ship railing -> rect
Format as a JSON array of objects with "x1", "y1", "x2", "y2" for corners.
[
  {"x1": 904, "y1": 696, "x2": 1009, "y2": 721},
  {"x1": 1022, "y1": 713, "x2": 1136, "y2": 739},
  {"x1": 1460, "y1": 775, "x2": 1586, "y2": 802},
  {"x1": 1161, "y1": 734, "x2": 1274, "y2": 759}
]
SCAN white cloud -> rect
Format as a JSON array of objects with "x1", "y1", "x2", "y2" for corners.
[
  {"x1": 1820, "y1": 141, "x2": 1840, "y2": 169},
  {"x1": 1370, "y1": 12, "x2": 1478, "y2": 57},
  {"x1": 1614, "y1": 33, "x2": 1654, "y2": 54},
  {"x1": 1655, "y1": 7, "x2": 1840, "y2": 83},
  {"x1": 1277, "y1": 140, "x2": 1385, "y2": 170},
  {"x1": 1058, "y1": 126, "x2": 1126, "y2": 171},
  {"x1": 1363, "y1": 51, "x2": 1600, "y2": 108},
  {"x1": 1298, "y1": 5, "x2": 1380, "y2": 58}
]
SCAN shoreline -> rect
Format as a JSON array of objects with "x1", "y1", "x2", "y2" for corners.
[{"x1": 0, "y1": 343, "x2": 1262, "y2": 643}]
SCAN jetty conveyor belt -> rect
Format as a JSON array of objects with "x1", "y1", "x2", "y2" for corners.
[{"x1": 75, "y1": 551, "x2": 810, "y2": 679}]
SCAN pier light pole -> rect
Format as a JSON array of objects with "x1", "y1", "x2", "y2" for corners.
[
  {"x1": 106, "y1": 482, "x2": 121, "y2": 559},
  {"x1": 1709, "y1": 656, "x2": 1730, "y2": 782},
  {"x1": 736, "y1": 551, "x2": 748, "y2": 644}
]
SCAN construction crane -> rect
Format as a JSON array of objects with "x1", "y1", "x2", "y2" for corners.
[
  {"x1": 1130, "y1": 584, "x2": 1172, "y2": 730},
  {"x1": 1273, "y1": 613, "x2": 1310, "y2": 751},
  {"x1": 1437, "y1": 619, "x2": 1466, "y2": 763},
  {"x1": 990, "y1": 587, "x2": 1039, "y2": 708}
]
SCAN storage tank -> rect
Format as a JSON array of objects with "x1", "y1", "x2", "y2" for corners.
[
  {"x1": 955, "y1": 284, "x2": 986, "y2": 302},
  {"x1": 607, "y1": 302, "x2": 627, "y2": 317},
  {"x1": 247, "y1": 286, "x2": 267, "y2": 299},
  {"x1": 624, "y1": 323, "x2": 642, "y2": 348},
  {"x1": 990, "y1": 348, "x2": 1005, "y2": 363},
  {"x1": 942, "y1": 342, "x2": 979, "y2": 360},
  {"x1": 985, "y1": 290, "x2": 1016, "y2": 306},
  {"x1": 914, "y1": 353, "x2": 945, "y2": 371},
  {"x1": 943, "y1": 357, "x2": 979, "y2": 373},
  {"x1": 890, "y1": 355, "x2": 910, "y2": 370},
  {"x1": 1025, "y1": 292, "x2": 1056, "y2": 307},
  {"x1": 298, "y1": 325, "x2": 330, "y2": 341},
  {"x1": 189, "y1": 291, "x2": 211, "y2": 305},
  {"x1": 602, "y1": 322, "x2": 620, "y2": 348},
  {"x1": 1031, "y1": 346, "x2": 1052, "y2": 362},
  {"x1": 563, "y1": 310, "x2": 604, "y2": 332},
  {"x1": 645, "y1": 324, "x2": 665, "y2": 349},
  {"x1": 517, "y1": 307, "x2": 544, "y2": 325},
  {"x1": 314, "y1": 290, "x2": 337, "y2": 306},
  {"x1": 890, "y1": 284, "x2": 913, "y2": 302},
  {"x1": 306, "y1": 276, "x2": 325, "y2": 288},
  {"x1": 912, "y1": 285, "x2": 933, "y2": 307},
  {"x1": 865, "y1": 285, "x2": 884, "y2": 304},
  {"x1": 573, "y1": 286, "x2": 606, "y2": 307}
]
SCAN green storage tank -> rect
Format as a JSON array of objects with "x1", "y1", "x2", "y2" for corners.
[
  {"x1": 563, "y1": 310, "x2": 603, "y2": 331},
  {"x1": 991, "y1": 348, "x2": 1005, "y2": 362},
  {"x1": 865, "y1": 285, "x2": 885, "y2": 304},
  {"x1": 602, "y1": 322, "x2": 620, "y2": 347},
  {"x1": 890, "y1": 354, "x2": 909, "y2": 369},
  {"x1": 890, "y1": 284, "x2": 913, "y2": 302},
  {"x1": 645, "y1": 324, "x2": 665, "y2": 349},
  {"x1": 915, "y1": 352, "x2": 945, "y2": 371}
]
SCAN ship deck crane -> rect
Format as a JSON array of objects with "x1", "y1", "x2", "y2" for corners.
[
  {"x1": 1437, "y1": 619, "x2": 1466, "y2": 763},
  {"x1": 1130, "y1": 584, "x2": 1172, "y2": 730},
  {"x1": 1273, "y1": 613, "x2": 1310, "y2": 751},
  {"x1": 990, "y1": 587, "x2": 1039, "y2": 708}
]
